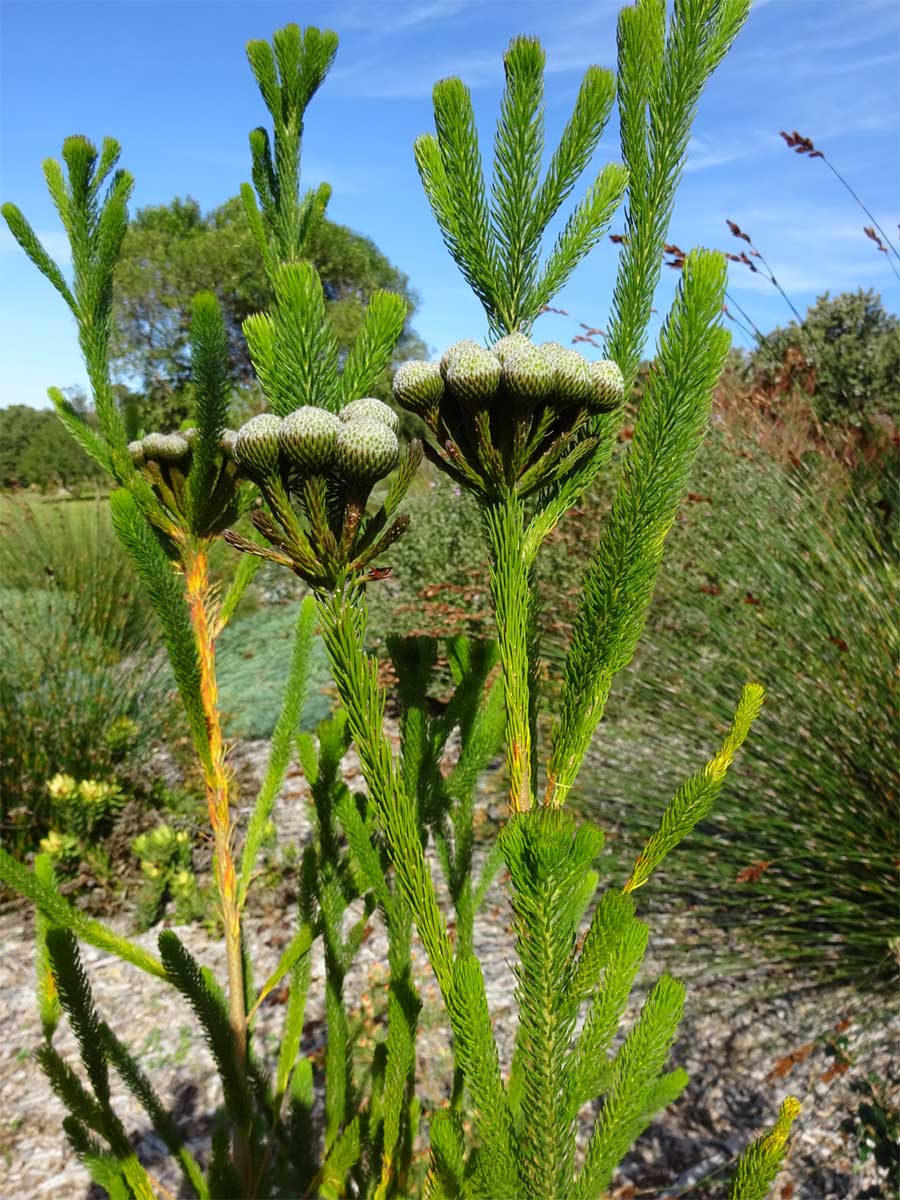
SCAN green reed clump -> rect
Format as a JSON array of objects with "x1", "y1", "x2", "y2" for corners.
[{"x1": 576, "y1": 430, "x2": 899, "y2": 989}]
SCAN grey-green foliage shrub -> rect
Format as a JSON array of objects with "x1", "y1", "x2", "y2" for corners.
[
  {"x1": 752, "y1": 289, "x2": 900, "y2": 426},
  {"x1": 576, "y1": 428, "x2": 899, "y2": 988},
  {"x1": 0, "y1": 8, "x2": 801, "y2": 1200}
]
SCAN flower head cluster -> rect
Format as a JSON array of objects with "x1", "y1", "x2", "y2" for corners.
[
  {"x1": 44, "y1": 773, "x2": 125, "y2": 841},
  {"x1": 128, "y1": 426, "x2": 243, "y2": 537},
  {"x1": 393, "y1": 335, "x2": 624, "y2": 499},
  {"x1": 225, "y1": 399, "x2": 420, "y2": 590}
]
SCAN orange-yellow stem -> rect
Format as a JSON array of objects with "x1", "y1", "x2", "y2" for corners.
[{"x1": 183, "y1": 543, "x2": 252, "y2": 1190}]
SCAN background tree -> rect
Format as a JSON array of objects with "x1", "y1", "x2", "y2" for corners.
[
  {"x1": 0, "y1": 401, "x2": 103, "y2": 489},
  {"x1": 0, "y1": 405, "x2": 47, "y2": 486},
  {"x1": 750, "y1": 289, "x2": 900, "y2": 427},
  {"x1": 111, "y1": 195, "x2": 426, "y2": 429}
]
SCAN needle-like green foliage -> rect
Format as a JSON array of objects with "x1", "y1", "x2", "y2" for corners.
[
  {"x1": 729, "y1": 1097, "x2": 803, "y2": 1200},
  {"x1": 548, "y1": 248, "x2": 732, "y2": 803},
  {"x1": 416, "y1": 36, "x2": 625, "y2": 336},
  {"x1": 624, "y1": 682, "x2": 765, "y2": 893},
  {"x1": 243, "y1": 23, "x2": 338, "y2": 273},
  {"x1": 3, "y1": 137, "x2": 133, "y2": 478},
  {"x1": 158, "y1": 931, "x2": 254, "y2": 1127},
  {"x1": 606, "y1": 0, "x2": 752, "y2": 393}
]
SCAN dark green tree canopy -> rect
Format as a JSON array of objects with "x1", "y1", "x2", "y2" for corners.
[
  {"x1": 0, "y1": 401, "x2": 103, "y2": 489},
  {"x1": 751, "y1": 289, "x2": 900, "y2": 426},
  {"x1": 112, "y1": 195, "x2": 425, "y2": 428}
]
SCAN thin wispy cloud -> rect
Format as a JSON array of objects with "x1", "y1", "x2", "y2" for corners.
[{"x1": 334, "y1": 0, "x2": 476, "y2": 34}]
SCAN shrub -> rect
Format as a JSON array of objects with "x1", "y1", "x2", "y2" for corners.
[
  {"x1": 0, "y1": 403, "x2": 104, "y2": 490},
  {"x1": 216, "y1": 601, "x2": 332, "y2": 738},
  {"x1": 750, "y1": 290, "x2": 900, "y2": 427},
  {"x1": 131, "y1": 823, "x2": 208, "y2": 930}
]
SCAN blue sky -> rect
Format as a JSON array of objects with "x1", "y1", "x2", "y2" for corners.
[{"x1": 1, "y1": 0, "x2": 897, "y2": 408}]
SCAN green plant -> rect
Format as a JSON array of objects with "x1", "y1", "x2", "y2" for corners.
[
  {"x1": 1, "y1": 8, "x2": 801, "y2": 1199},
  {"x1": 0, "y1": 498, "x2": 161, "y2": 849},
  {"x1": 45, "y1": 774, "x2": 125, "y2": 839}
]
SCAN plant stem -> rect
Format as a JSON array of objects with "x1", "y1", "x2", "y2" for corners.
[
  {"x1": 485, "y1": 496, "x2": 535, "y2": 813},
  {"x1": 183, "y1": 542, "x2": 252, "y2": 1192},
  {"x1": 820, "y1": 154, "x2": 900, "y2": 274}
]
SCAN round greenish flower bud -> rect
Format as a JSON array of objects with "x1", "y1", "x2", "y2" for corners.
[
  {"x1": 219, "y1": 429, "x2": 238, "y2": 457},
  {"x1": 393, "y1": 360, "x2": 443, "y2": 415},
  {"x1": 128, "y1": 440, "x2": 145, "y2": 466},
  {"x1": 490, "y1": 332, "x2": 531, "y2": 364},
  {"x1": 440, "y1": 339, "x2": 482, "y2": 380},
  {"x1": 590, "y1": 359, "x2": 625, "y2": 411},
  {"x1": 551, "y1": 348, "x2": 593, "y2": 407},
  {"x1": 233, "y1": 413, "x2": 283, "y2": 477},
  {"x1": 142, "y1": 432, "x2": 190, "y2": 463},
  {"x1": 445, "y1": 345, "x2": 502, "y2": 407},
  {"x1": 279, "y1": 406, "x2": 342, "y2": 472},
  {"x1": 336, "y1": 418, "x2": 400, "y2": 484},
  {"x1": 340, "y1": 396, "x2": 400, "y2": 433},
  {"x1": 538, "y1": 341, "x2": 567, "y2": 364},
  {"x1": 501, "y1": 344, "x2": 555, "y2": 405}
]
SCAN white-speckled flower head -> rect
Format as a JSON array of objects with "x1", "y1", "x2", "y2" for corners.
[
  {"x1": 490, "y1": 331, "x2": 531, "y2": 364},
  {"x1": 590, "y1": 359, "x2": 625, "y2": 411},
  {"x1": 279, "y1": 406, "x2": 342, "y2": 472},
  {"x1": 501, "y1": 344, "x2": 555, "y2": 405},
  {"x1": 233, "y1": 413, "x2": 283, "y2": 477},
  {"x1": 445, "y1": 345, "x2": 502, "y2": 406},
  {"x1": 127, "y1": 440, "x2": 145, "y2": 466},
  {"x1": 141, "y1": 432, "x2": 190, "y2": 463},
  {"x1": 393, "y1": 360, "x2": 444, "y2": 415},
  {"x1": 335, "y1": 418, "x2": 400, "y2": 483},
  {"x1": 551, "y1": 348, "x2": 593, "y2": 407},
  {"x1": 440, "y1": 339, "x2": 482, "y2": 380},
  {"x1": 340, "y1": 396, "x2": 400, "y2": 433}
]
